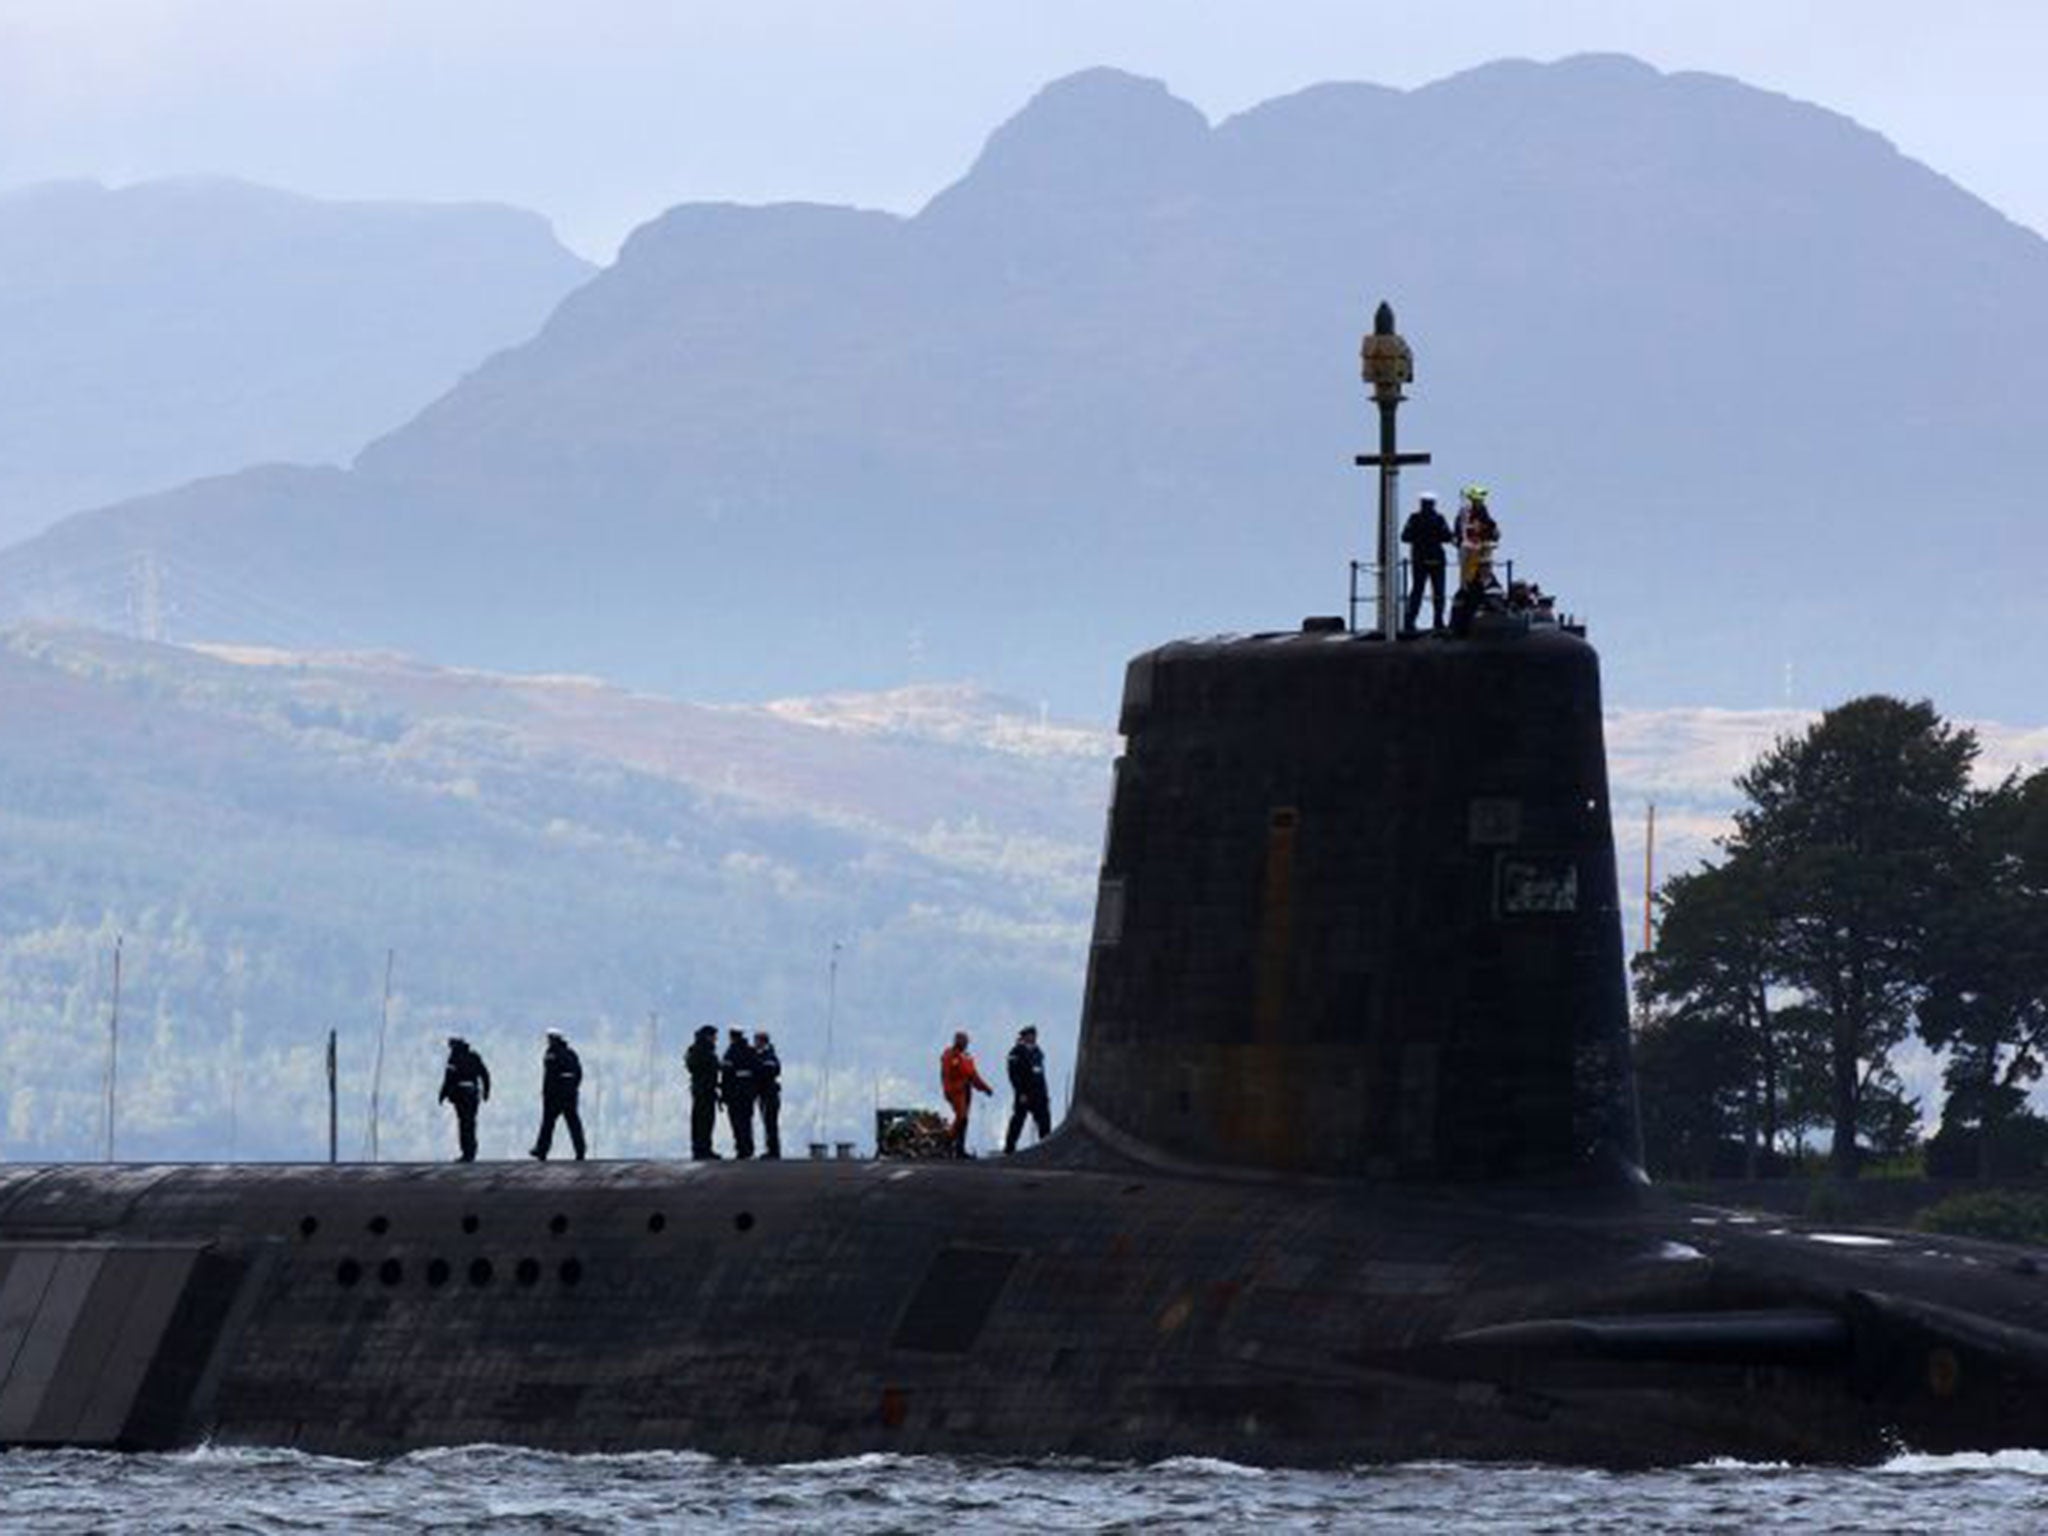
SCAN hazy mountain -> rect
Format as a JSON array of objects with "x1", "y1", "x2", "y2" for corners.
[
  {"x1": 3, "y1": 58, "x2": 2045, "y2": 717},
  {"x1": 0, "y1": 177, "x2": 592, "y2": 543}
]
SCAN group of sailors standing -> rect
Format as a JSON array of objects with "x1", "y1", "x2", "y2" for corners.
[
  {"x1": 437, "y1": 1021, "x2": 1056, "y2": 1164},
  {"x1": 684, "y1": 1025, "x2": 782, "y2": 1160},
  {"x1": 435, "y1": 1025, "x2": 780, "y2": 1163}
]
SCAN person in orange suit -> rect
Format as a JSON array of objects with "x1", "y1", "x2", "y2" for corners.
[{"x1": 939, "y1": 1030, "x2": 993, "y2": 1157}]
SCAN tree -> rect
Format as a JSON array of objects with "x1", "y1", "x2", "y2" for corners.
[
  {"x1": 1732, "y1": 697, "x2": 1975, "y2": 1178},
  {"x1": 1631, "y1": 1003, "x2": 1754, "y2": 1179},
  {"x1": 1920, "y1": 768, "x2": 2048, "y2": 1176},
  {"x1": 1635, "y1": 850, "x2": 1793, "y2": 1174}
]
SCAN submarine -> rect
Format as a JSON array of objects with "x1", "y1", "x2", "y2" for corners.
[{"x1": 5, "y1": 308, "x2": 2048, "y2": 1468}]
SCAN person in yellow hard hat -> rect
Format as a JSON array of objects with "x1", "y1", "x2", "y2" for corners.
[{"x1": 1454, "y1": 485, "x2": 1499, "y2": 592}]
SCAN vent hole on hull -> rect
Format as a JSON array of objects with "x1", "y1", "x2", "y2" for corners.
[
  {"x1": 461, "y1": 1214, "x2": 481, "y2": 1235},
  {"x1": 298, "y1": 1216, "x2": 319, "y2": 1239},
  {"x1": 647, "y1": 1213, "x2": 667, "y2": 1233},
  {"x1": 559, "y1": 1258, "x2": 584, "y2": 1286},
  {"x1": 548, "y1": 1214, "x2": 569, "y2": 1236},
  {"x1": 336, "y1": 1259, "x2": 362, "y2": 1288},
  {"x1": 368, "y1": 1215, "x2": 390, "y2": 1236},
  {"x1": 733, "y1": 1211, "x2": 756, "y2": 1233}
]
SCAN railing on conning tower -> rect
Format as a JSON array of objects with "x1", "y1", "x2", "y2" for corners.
[{"x1": 1347, "y1": 556, "x2": 1584, "y2": 636}]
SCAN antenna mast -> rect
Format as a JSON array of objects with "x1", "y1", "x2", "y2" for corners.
[{"x1": 1355, "y1": 302, "x2": 1430, "y2": 635}]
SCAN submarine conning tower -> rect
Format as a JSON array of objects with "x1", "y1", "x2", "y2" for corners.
[
  {"x1": 1069, "y1": 303, "x2": 1639, "y2": 1188},
  {"x1": 1070, "y1": 624, "x2": 1640, "y2": 1186}
]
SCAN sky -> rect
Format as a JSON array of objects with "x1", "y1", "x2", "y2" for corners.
[{"x1": 2, "y1": 1, "x2": 2044, "y2": 262}]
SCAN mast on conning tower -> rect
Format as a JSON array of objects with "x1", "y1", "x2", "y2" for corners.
[{"x1": 1355, "y1": 302, "x2": 1431, "y2": 637}]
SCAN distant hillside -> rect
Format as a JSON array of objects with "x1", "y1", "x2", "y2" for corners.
[
  {"x1": 0, "y1": 177, "x2": 591, "y2": 543},
  {"x1": 0, "y1": 627, "x2": 1107, "y2": 1161},
  {"x1": 0, "y1": 626, "x2": 2039, "y2": 1162},
  {"x1": 4, "y1": 58, "x2": 2046, "y2": 716}
]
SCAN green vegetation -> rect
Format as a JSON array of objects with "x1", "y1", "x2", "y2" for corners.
[
  {"x1": 1635, "y1": 696, "x2": 2048, "y2": 1181},
  {"x1": 0, "y1": 631, "x2": 1104, "y2": 1162},
  {"x1": 1915, "y1": 1190, "x2": 2048, "y2": 1246}
]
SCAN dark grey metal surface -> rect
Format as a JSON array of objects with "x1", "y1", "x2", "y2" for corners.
[{"x1": 1074, "y1": 626, "x2": 1636, "y2": 1182}]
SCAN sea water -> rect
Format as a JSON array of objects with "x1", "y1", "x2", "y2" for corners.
[{"x1": 6, "y1": 1445, "x2": 2048, "y2": 1532}]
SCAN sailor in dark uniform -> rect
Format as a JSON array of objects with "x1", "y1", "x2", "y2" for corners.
[
  {"x1": 529, "y1": 1029, "x2": 586, "y2": 1161},
  {"x1": 438, "y1": 1036, "x2": 491, "y2": 1162},
  {"x1": 752, "y1": 1029, "x2": 782, "y2": 1160},
  {"x1": 721, "y1": 1027, "x2": 758, "y2": 1159},
  {"x1": 685, "y1": 1025, "x2": 722, "y2": 1159},
  {"x1": 1004, "y1": 1024, "x2": 1052, "y2": 1154}
]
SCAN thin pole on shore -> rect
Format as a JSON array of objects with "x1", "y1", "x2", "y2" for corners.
[
  {"x1": 816, "y1": 941, "x2": 841, "y2": 1145},
  {"x1": 102, "y1": 934, "x2": 123, "y2": 1163},
  {"x1": 1642, "y1": 802, "x2": 1658, "y2": 954},
  {"x1": 640, "y1": 1010, "x2": 659, "y2": 1156},
  {"x1": 368, "y1": 948, "x2": 393, "y2": 1162},
  {"x1": 327, "y1": 1028, "x2": 338, "y2": 1164}
]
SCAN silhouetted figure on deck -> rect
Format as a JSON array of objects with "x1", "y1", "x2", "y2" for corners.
[
  {"x1": 752, "y1": 1029, "x2": 782, "y2": 1160},
  {"x1": 722, "y1": 1027, "x2": 758, "y2": 1159},
  {"x1": 685, "y1": 1025, "x2": 722, "y2": 1160},
  {"x1": 438, "y1": 1036, "x2": 491, "y2": 1162},
  {"x1": 529, "y1": 1029, "x2": 586, "y2": 1161},
  {"x1": 1400, "y1": 492, "x2": 1454, "y2": 632},
  {"x1": 1004, "y1": 1025, "x2": 1052, "y2": 1154}
]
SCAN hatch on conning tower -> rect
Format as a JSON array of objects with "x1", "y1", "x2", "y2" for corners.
[{"x1": 1065, "y1": 306, "x2": 1639, "y2": 1186}]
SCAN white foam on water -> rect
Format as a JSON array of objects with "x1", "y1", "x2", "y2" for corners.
[
  {"x1": 1877, "y1": 1449, "x2": 2048, "y2": 1476},
  {"x1": 1144, "y1": 1455, "x2": 1268, "y2": 1477},
  {"x1": 778, "y1": 1451, "x2": 919, "y2": 1473}
]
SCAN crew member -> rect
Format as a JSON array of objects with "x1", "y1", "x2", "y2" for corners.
[
  {"x1": 685, "y1": 1025, "x2": 722, "y2": 1160},
  {"x1": 940, "y1": 1029, "x2": 993, "y2": 1158},
  {"x1": 1454, "y1": 485, "x2": 1499, "y2": 591},
  {"x1": 721, "y1": 1026, "x2": 759, "y2": 1159},
  {"x1": 1003, "y1": 1024, "x2": 1052, "y2": 1154},
  {"x1": 1399, "y1": 492, "x2": 1454, "y2": 632},
  {"x1": 752, "y1": 1029, "x2": 782, "y2": 1160},
  {"x1": 438, "y1": 1036, "x2": 491, "y2": 1162},
  {"x1": 529, "y1": 1028, "x2": 586, "y2": 1161}
]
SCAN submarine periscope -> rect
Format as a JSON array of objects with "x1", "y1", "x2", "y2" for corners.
[{"x1": 3, "y1": 307, "x2": 2048, "y2": 1466}]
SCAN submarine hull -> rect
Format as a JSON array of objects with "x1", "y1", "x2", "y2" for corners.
[{"x1": 5, "y1": 1152, "x2": 2048, "y2": 1466}]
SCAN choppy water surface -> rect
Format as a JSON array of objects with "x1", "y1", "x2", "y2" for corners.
[{"x1": 6, "y1": 1445, "x2": 2048, "y2": 1532}]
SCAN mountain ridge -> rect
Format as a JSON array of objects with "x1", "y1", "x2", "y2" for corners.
[
  {"x1": 3, "y1": 57, "x2": 2043, "y2": 719},
  {"x1": 0, "y1": 176, "x2": 592, "y2": 544}
]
